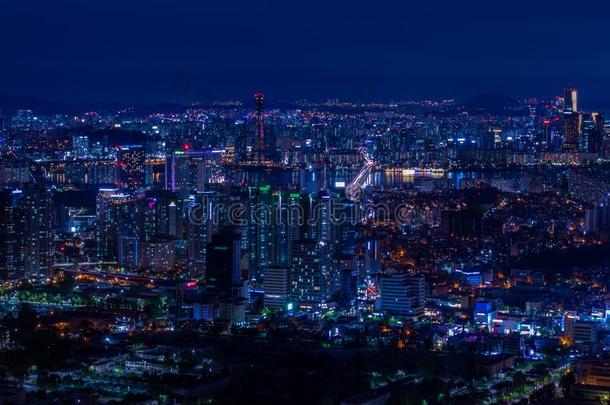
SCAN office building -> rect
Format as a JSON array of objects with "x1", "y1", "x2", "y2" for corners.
[
  {"x1": 379, "y1": 273, "x2": 425, "y2": 319},
  {"x1": 290, "y1": 239, "x2": 333, "y2": 310},
  {"x1": 264, "y1": 267, "x2": 290, "y2": 311}
]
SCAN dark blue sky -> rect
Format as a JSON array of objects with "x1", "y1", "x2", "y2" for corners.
[{"x1": 1, "y1": 0, "x2": 609, "y2": 103}]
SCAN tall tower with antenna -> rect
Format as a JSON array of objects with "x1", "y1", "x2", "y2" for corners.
[{"x1": 255, "y1": 92, "x2": 265, "y2": 164}]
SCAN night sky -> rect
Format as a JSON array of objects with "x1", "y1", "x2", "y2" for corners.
[{"x1": 1, "y1": 0, "x2": 609, "y2": 103}]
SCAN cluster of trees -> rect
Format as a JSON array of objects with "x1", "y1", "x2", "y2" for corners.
[{"x1": 0, "y1": 305, "x2": 72, "y2": 376}]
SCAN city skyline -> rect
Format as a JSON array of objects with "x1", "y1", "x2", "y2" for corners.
[
  {"x1": 3, "y1": 2, "x2": 610, "y2": 404},
  {"x1": 1, "y1": 82, "x2": 610, "y2": 403}
]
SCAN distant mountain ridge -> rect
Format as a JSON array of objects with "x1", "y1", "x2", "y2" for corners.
[
  {"x1": 2, "y1": 92, "x2": 610, "y2": 115},
  {"x1": 0, "y1": 94, "x2": 65, "y2": 115},
  {"x1": 460, "y1": 93, "x2": 526, "y2": 115},
  {"x1": 0, "y1": 94, "x2": 190, "y2": 115}
]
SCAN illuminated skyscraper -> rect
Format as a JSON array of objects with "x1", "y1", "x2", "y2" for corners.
[
  {"x1": 234, "y1": 120, "x2": 250, "y2": 162},
  {"x1": 0, "y1": 185, "x2": 52, "y2": 281},
  {"x1": 0, "y1": 189, "x2": 25, "y2": 280},
  {"x1": 563, "y1": 114, "x2": 581, "y2": 153},
  {"x1": 264, "y1": 267, "x2": 290, "y2": 311},
  {"x1": 564, "y1": 87, "x2": 578, "y2": 114},
  {"x1": 205, "y1": 230, "x2": 242, "y2": 300},
  {"x1": 117, "y1": 144, "x2": 146, "y2": 189},
  {"x1": 21, "y1": 184, "x2": 53, "y2": 280},
  {"x1": 116, "y1": 199, "x2": 140, "y2": 268},
  {"x1": 379, "y1": 273, "x2": 425, "y2": 319},
  {"x1": 580, "y1": 113, "x2": 605, "y2": 154},
  {"x1": 543, "y1": 119, "x2": 552, "y2": 151},
  {"x1": 276, "y1": 191, "x2": 303, "y2": 267},
  {"x1": 290, "y1": 239, "x2": 332, "y2": 310},
  {"x1": 72, "y1": 135, "x2": 89, "y2": 158},
  {"x1": 187, "y1": 191, "x2": 216, "y2": 275},
  {"x1": 166, "y1": 149, "x2": 222, "y2": 194},
  {"x1": 95, "y1": 188, "x2": 131, "y2": 261},
  {"x1": 562, "y1": 88, "x2": 581, "y2": 153},
  {"x1": 247, "y1": 185, "x2": 274, "y2": 281},
  {"x1": 139, "y1": 190, "x2": 183, "y2": 241}
]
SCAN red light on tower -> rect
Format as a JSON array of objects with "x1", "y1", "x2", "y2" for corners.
[
  {"x1": 543, "y1": 119, "x2": 551, "y2": 125},
  {"x1": 255, "y1": 92, "x2": 265, "y2": 164},
  {"x1": 183, "y1": 144, "x2": 190, "y2": 151}
]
